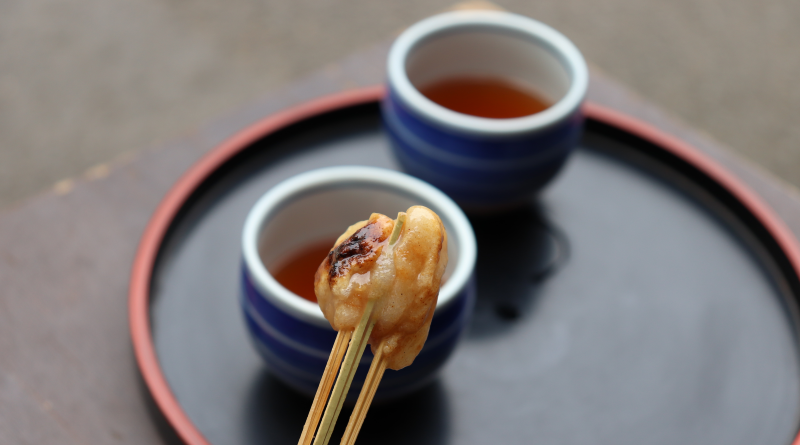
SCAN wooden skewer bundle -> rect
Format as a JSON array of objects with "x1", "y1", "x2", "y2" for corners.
[{"x1": 298, "y1": 215, "x2": 406, "y2": 445}]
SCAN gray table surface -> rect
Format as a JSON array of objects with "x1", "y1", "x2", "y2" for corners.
[{"x1": 1, "y1": 41, "x2": 800, "y2": 444}]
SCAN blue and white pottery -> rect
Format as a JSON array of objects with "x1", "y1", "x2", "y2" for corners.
[
  {"x1": 383, "y1": 10, "x2": 588, "y2": 211},
  {"x1": 241, "y1": 166, "x2": 477, "y2": 401}
]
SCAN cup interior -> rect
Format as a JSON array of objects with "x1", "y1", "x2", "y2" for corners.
[
  {"x1": 387, "y1": 11, "x2": 587, "y2": 136},
  {"x1": 258, "y1": 186, "x2": 460, "y2": 283},
  {"x1": 243, "y1": 167, "x2": 475, "y2": 327},
  {"x1": 406, "y1": 26, "x2": 570, "y2": 104}
]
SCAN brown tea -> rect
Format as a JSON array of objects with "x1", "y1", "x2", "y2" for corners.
[
  {"x1": 419, "y1": 76, "x2": 551, "y2": 119},
  {"x1": 271, "y1": 239, "x2": 335, "y2": 303}
]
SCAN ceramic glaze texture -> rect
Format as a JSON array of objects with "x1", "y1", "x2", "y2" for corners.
[
  {"x1": 383, "y1": 11, "x2": 587, "y2": 210},
  {"x1": 240, "y1": 166, "x2": 477, "y2": 400}
]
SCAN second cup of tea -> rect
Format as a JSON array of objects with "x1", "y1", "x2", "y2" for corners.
[{"x1": 383, "y1": 10, "x2": 588, "y2": 211}]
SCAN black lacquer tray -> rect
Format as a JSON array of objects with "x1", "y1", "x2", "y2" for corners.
[{"x1": 130, "y1": 87, "x2": 800, "y2": 445}]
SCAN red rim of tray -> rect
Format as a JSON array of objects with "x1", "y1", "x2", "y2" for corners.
[{"x1": 128, "y1": 85, "x2": 800, "y2": 445}]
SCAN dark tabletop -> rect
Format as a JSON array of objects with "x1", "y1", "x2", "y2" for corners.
[{"x1": 2, "y1": 41, "x2": 800, "y2": 444}]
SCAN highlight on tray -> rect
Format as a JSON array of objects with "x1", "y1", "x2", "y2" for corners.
[{"x1": 299, "y1": 205, "x2": 448, "y2": 445}]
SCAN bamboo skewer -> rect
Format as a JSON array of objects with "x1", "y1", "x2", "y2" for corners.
[
  {"x1": 298, "y1": 330, "x2": 352, "y2": 445},
  {"x1": 340, "y1": 339, "x2": 388, "y2": 445},
  {"x1": 314, "y1": 303, "x2": 376, "y2": 445}
]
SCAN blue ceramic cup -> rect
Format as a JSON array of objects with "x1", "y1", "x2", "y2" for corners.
[
  {"x1": 241, "y1": 166, "x2": 477, "y2": 401},
  {"x1": 383, "y1": 10, "x2": 588, "y2": 211}
]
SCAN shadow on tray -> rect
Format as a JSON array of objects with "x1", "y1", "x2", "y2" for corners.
[
  {"x1": 243, "y1": 371, "x2": 451, "y2": 445},
  {"x1": 466, "y1": 202, "x2": 570, "y2": 339}
]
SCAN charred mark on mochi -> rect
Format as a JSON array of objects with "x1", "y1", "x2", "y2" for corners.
[{"x1": 328, "y1": 220, "x2": 389, "y2": 280}]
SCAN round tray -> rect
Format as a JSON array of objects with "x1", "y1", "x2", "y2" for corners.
[{"x1": 130, "y1": 86, "x2": 800, "y2": 445}]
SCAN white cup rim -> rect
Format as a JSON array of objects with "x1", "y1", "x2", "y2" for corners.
[
  {"x1": 387, "y1": 10, "x2": 588, "y2": 137},
  {"x1": 242, "y1": 166, "x2": 478, "y2": 328}
]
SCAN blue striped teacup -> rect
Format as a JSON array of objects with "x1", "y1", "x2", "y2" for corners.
[
  {"x1": 383, "y1": 10, "x2": 588, "y2": 211},
  {"x1": 240, "y1": 166, "x2": 477, "y2": 401}
]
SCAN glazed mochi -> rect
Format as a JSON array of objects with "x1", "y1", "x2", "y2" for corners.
[{"x1": 314, "y1": 205, "x2": 448, "y2": 370}]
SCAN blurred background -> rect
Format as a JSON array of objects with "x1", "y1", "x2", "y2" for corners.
[{"x1": 1, "y1": 0, "x2": 798, "y2": 211}]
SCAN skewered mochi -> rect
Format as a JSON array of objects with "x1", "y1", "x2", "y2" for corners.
[{"x1": 314, "y1": 205, "x2": 448, "y2": 370}]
